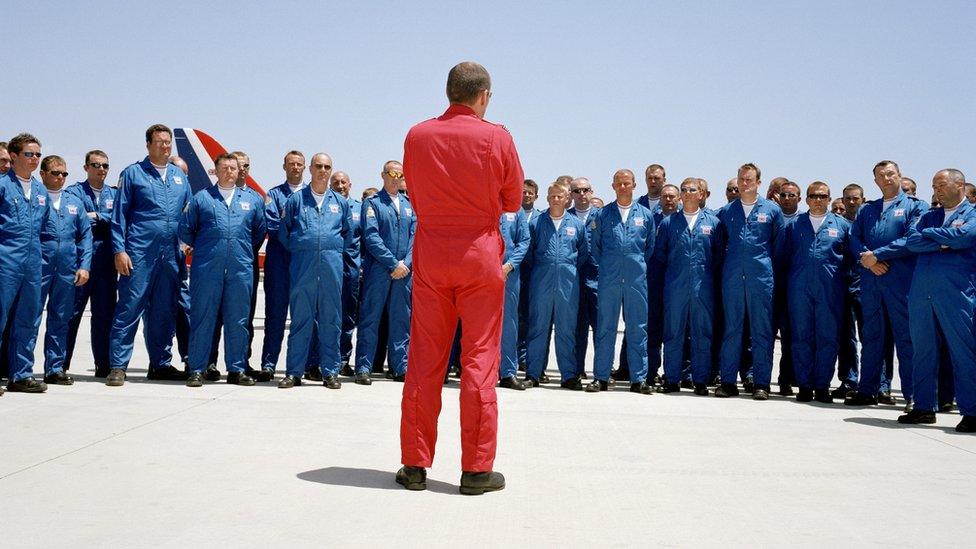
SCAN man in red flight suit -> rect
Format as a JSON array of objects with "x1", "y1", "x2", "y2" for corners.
[{"x1": 397, "y1": 62, "x2": 524, "y2": 495}]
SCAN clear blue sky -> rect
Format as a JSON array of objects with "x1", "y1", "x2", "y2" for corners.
[{"x1": 7, "y1": 0, "x2": 974, "y2": 208}]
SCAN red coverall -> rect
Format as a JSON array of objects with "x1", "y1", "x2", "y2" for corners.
[{"x1": 400, "y1": 103, "x2": 524, "y2": 472}]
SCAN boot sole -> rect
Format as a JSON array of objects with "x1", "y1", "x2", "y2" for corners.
[
  {"x1": 396, "y1": 478, "x2": 427, "y2": 491},
  {"x1": 459, "y1": 483, "x2": 505, "y2": 496}
]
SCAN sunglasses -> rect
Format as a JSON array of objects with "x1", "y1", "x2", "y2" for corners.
[
  {"x1": 808, "y1": 194, "x2": 830, "y2": 200},
  {"x1": 241, "y1": 163, "x2": 250, "y2": 169},
  {"x1": 727, "y1": 187, "x2": 739, "y2": 193},
  {"x1": 779, "y1": 192, "x2": 798, "y2": 199},
  {"x1": 313, "y1": 163, "x2": 332, "y2": 170},
  {"x1": 571, "y1": 188, "x2": 592, "y2": 194},
  {"x1": 385, "y1": 170, "x2": 404, "y2": 179},
  {"x1": 19, "y1": 151, "x2": 42, "y2": 158},
  {"x1": 87, "y1": 162, "x2": 109, "y2": 169},
  {"x1": 45, "y1": 170, "x2": 69, "y2": 177}
]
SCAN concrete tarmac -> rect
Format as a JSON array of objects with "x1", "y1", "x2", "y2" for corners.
[{"x1": 2, "y1": 291, "x2": 975, "y2": 548}]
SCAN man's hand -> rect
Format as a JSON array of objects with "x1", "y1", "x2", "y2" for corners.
[
  {"x1": 859, "y1": 250, "x2": 878, "y2": 268},
  {"x1": 115, "y1": 252, "x2": 133, "y2": 276},
  {"x1": 501, "y1": 263, "x2": 514, "y2": 277},
  {"x1": 74, "y1": 269, "x2": 90, "y2": 286},
  {"x1": 869, "y1": 261, "x2": 889, "y2": 276},
  {"x1": 87, "y1": 212, "x2": 98, "y2": 220},
  {"x1": 391, "y1": 261, "x2": 410, "y2": 280}
]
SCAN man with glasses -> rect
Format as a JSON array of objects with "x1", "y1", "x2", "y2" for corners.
[
  {"x1": 568, "y1": 177, "x2": 600, "y2": 380},
  {"x1": 38, "y1": 155, "x2": 92, "y2": 387},
  {"x1": 785, "y1": 182, "x2": 850, "y2": 403},
  {"x1": 331, "y1": 171, "x2": 363, "y2": 376},
  {"x1": 354, "y1": 161, "x2": 416, "y2": 385},
  {"x1": 64, "y1": 150, "x2": 117, "y2": 377},
  {"x1": 0, "y1": 133, "x2": 50, "y2": 393},
  {"x1": 725, "y1": 178, "x2": 739, "y2": 203},
  {"x1": 106, "y1": 124, "x2": 192, "y2": 386},
  {"x1": 773, "y1": 180, "x2": 801, "y2": 396}
]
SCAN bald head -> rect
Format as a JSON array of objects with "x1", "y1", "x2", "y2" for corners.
[
  {"x1": 309, "y1": 153, "x2": 334, "y2": 189},
  {"x1": 330, "y1": 171, "x2": 351, "y2": 197}
]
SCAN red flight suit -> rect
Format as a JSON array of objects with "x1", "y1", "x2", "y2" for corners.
[{"x1": 400, "y1": 103, "x2": 524, "y2": 472}]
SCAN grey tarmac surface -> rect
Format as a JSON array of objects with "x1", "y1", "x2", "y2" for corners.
[{"x1": 2, "y1": 290, "x2": 975, "y2": 548}]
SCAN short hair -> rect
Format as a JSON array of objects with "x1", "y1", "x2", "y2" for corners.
[
  {"x1": 661, "y1": 183, "x2": 680, "y2": 194},
  {"x1": 85, "y1": 149, "x2": 108, "y2": 164},
  {"x1": 943, "y1": 169, "x2": 966, "y2": 185},
  {"x1": 362, "y1": 187, "x2": 379, "y2": 200},
  {"x1": 646, "y1": 164, "x2": 666, "y2": 178},
  {"x1": 7, "y1": 133, "x2": 41, "y2": 154},
  {"x1": 0, "y1": 141, "x2": 7, "y2": 152},
  {"x1": 523, "y1": 179, "x2": 538, "y2": 193},
  {"x1": 547, "y1": 183, "x2": 569, "y2": 195},
  {"x1": 873, "y1": 160, "x2": 900, "y2": 176},
  {"x1": 230, "y1": 150, "x2": 248, "y2": 161},
  {"x1": 555, "y1": 175, "x2": 573, "y2": 186},
  {"x1": 591, "y1": 197, "x2": 605, "y2": 207},
  {"x1": 781, "y1": 181, "x2": 801, "y2": 193},
  {"x1": 284, "y1": 150, "x2": 305, "y2": 161},
  {"x1": 570, "y1": 177, "x2": 590, "y2": 188},
  {"x1": 614, "y1": 169, "x2": 635, "y2": 181},
  {"x1": 738, "y1": 163, "x2": 761, "y2": 181},
  {"x1": 807, "y1": 181, "x2": 830, "y2": 195},
  {"x1": 842, "y1": 183, "x2": 864, "y2": 196},
  {"x1": 145, "y1": 124, "x2": 172, "y2": 144},
  {"x1": 446, "y1": 61, "x2": 491, "y2": 104},
  {"x1": 964, "y1": 182, "x2": 976, "y2": 193},
  {"x1": 383, "y1": 159, "x2": 402, "y2": 170},
  {"x1": 697, "y1": 178, "x2": 709, "y2": 193},
  {"x1": 214, "y1": 152, "x2": 239, "y2": 168},
  {"x1": 40, "y1": 155, "x2": 65, "y2": 171}
]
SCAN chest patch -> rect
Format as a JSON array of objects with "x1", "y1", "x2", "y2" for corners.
[
  {"x1": 405, "y1": 207, "x2": 412, "y2": 216},
  {"x1": 105, "y1": 199, "x2": 114, "y2": 209},
  {"x1": 893, "y1": 208, "x2": 905, "y2": 218},
  {"x1": 701, "y1": 225, "x2": 712, "y2": 235},
  {"x1": 634, "y1": 217, "x2": 645, "y2": 227},
  {"x1": 38, "y1": 196, "x2": 46, "y2": 206},
  {"x1": 756, "y1": 213, "x2": 768, "y2": 223},
  {"x1": 952, "y1": 219, "x2": 965, "y2": 228},
  {"x1": 329, "y1": 203, "x2": 339, "y2": 214},
  {"x1": 67, "y1": 205, "x2": 78, "y2": 215},
  {"x1": 352, "y1": 213, "x2": 361, "y2": 221},
  {"x1": 241, "y1": 202, "x2": 251, "y2": 211},
  {"x1": 565, "y1": 226, "x2": 576, "y2": 236},
  {"x1": 505, "y1": 213, "x2": 516, "y2": 221},
  {"x1": 827, "y1": 228, "x2": 839, "y2": 237},
  {"x1": 366, "y1": 207, "x2": 376, "y2": 218},
  {"x1": 174, "y1": 176, "x2": 183, "y2": 185}
]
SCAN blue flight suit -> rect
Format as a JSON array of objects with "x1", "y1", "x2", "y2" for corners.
[
  {"x1": 0, "y1": 173, "x2": 49, "y2": 382},
  {"x1": 517, "y1": 207, "x2": 543, "y2": 366},
  {"x1": 354, "y1": 190, "x2": 416, "y2": 376},
  {"x1": 64, "y1": 181, "x2": 118, "y2": 372},
  {"x1": 774, "y1": 212, "x2": 800, "y2": 388},
  {"x1": 340, "y1": 196, "x2": 363, "y2": 366},
  {"x1": 279, "y1": 186, "x2": 351, "y2": 378},
  {"x1": 591, "y1": 202, "x2": 655, "y2": 383},
  {"x1": 654, "y1": 209, "x2": 723, "y2": 386},
  {"x1": 569, "y1": 205, "x2": 601, "y2": 376},
  {"x1": 109, "y1": 158, "x2": 191, "y2": 371},
  {"x1": 180, "y1": 185, "x2": 266, "y2": 373},
  {"x1": 906, "y1": 202, "x2": 976, "y2": 415},
  {"x1": 785, "y1": 213, "x2": 851, "y2": 390},
  {"x1": 849, "y1": 191, "x2": 927, "y2": 399},
  {"x1": 498, "y1": 210, "x2": 531, "y2": 379},
  {"x1": 40, "y1": 192, "x2": 93, "y2": 375},
  {"x1": 717, "y1": 198, "x2": 785, "y2": 389},
  {"x1": 524, "y1": 211, "x2": 588, "y2": 381},
  {"x1": 637, "y1": 194, "x2": 667, "y2": 377}
]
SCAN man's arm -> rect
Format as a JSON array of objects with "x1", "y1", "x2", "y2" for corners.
[{"x1": 498, "y1": 131, "x2": 524, "y2": 212}]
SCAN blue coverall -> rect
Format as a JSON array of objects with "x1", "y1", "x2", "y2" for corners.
[
  {"x1": 905, "y1": 202, "x2": 976, "y2": 415},
  {"x1": 354, "y1": 190, "x2": 416, "y2": 376},
  {"x1": 494, "y1": 210, "x2": 530, "y2": 379},
  {"x1": 64, "y1": 181, "x2": 117, "y2": 372},
  {"x1": 180, "y1": 186, "x2": 266, "y2": 374},
  {"x1": 340, "y1": 197, "x2": 363, "y2": 366},
  {"x1": 717, "y1": 197, "x2": 785, "y2": 389},
  {"x1": 569, "y1": 205, "x2": 601, "y2": 377},
  {"x1": 654, "y1": 209, "x2": 723, "y2": 386},
  {"x1": 785, "y1": 213, "x2": 851, "y2": 390},
  {"x1": 591, "y1": 202, "x2": 655, "y2": 383},
  {"x1": 849, "y1": 192, "x2": 927, "y2": 399},
  {"x1": 774, "y1": 212, "x2": 799, "y2": 388},
  {"x1": 279, "y1": 187, "x2": 351, "y2": 378},
  {"x1": 0, "y1": 173, "x2": 49, "y2": 382},
  {"x1": 517, "y1": 207, "x2": 543, "y2": 366}
]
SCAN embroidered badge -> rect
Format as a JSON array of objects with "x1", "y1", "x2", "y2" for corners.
[
  {"x1": 566, "y1": 227, "x2": 576, "y2": 236},
  {"x1": 329, "y1": 204, "x2": 339, "y2": 214},
  {"x1": 590, "y1": 221, "x2": 597, "y2": 230},
  {"x1": 241, "y1": 202, "x2": 251, "y2": 211},
  {"x1": 405, "y1": 207, "x2": 412, "y2": 216},
  {"x1": 366, "y1": 207, "x2": 376, "y2": 218},
  {"x1": 506, "y1": 213, "x2": 516, "y2": 221},
  {"x1": 106, "y1": 199, "x2": 114, "y2": 209},
  {"x1": 38, "y1": 196, "x2": 46, "y2": 206},
  {"x1": 828, "y1": 228, "x2": 839, "y2": 237},
  {"x1": 265, "y1": 196, "x2": 273, "y2": 206},
  {"x1": 757, "y1": 213, "x2": 768, "y2": 223},
  {"x1": 702, "y1": 225, "x2": 712, "y2": 235},
  {"x1": 894, "y1": 209, "x2": 905, "y2": 218},
  {"x1": 352, "y1": 213, "x2": 361, "y2": 221},
  {"x1": 634, "y1": 217, "x2": 645, "y2": 227},
  {"x1": 67, "y1": 205, "x2": 78, "y2": 215},
  {"x1": 952, "y1": 219, "x2": 965, "y2": 228},
  {"x1": 174, "y1": 176, "x2": 184, "y2": 185}
]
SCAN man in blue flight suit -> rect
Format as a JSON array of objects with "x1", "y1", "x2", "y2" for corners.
[
  {"x1": 585, "y1": 169, "x2": 654, "y2": 394},
  {"x1": 38, "y1": 156, "x2": 92, "y2": 386},
  {"x1": 277, "y1": 153, "x2": 351, "y2": 389},
  {"x1": 523, "y1": 183, "x2": 588, "y2": 389},
  {"x1": 834, "y1": 183, "x2": 865, "y2": 397},
  {"x1": 568, "y1": 177, "x2": 600, "y2": 380},
  {"x1": 497, "y1": 205, "x2": 531, "y2": 390},
  {"x1": 899, "y1": 169, "x2": 976, "y2": 431},
  {"x1": 715, "y1": 163, "x2": 786, "y2": 400},
  {"x1": 64, "y1": 150, "x2": 117, "y2": 377},
  {"x1": 655, "y1": 178, "x2": 723, "y2": 396},
  {"x1": 0, "y1": 134, "x2": 51, "y2": 393},
  {"x1": 105, "y1": 124, "x2": 192, "y2": 386},
  {"x1": 354, "y1": 161, "x2": 416, "y2": 385},
  {"x1": 773, "y1": 180, "x2": 801, "y2": 396},
  {"x1": 180, "y1": 153, "x2": 267, "y2": 387},
  {"x1": 846, "y1": 160, "x2": 927, "y2": 407},
  {"x1": 517, "y1": 179, "x2": 542, "y2": 371},
  {"x1": 169, "y1": 156, "x2": 194, "y2": 374},
  {"x1": 330, "y1": 171, "x2": 362, "y2": 376},
  {"x1": 784, "y1": 182, "x2": 851, "y2": 403}
]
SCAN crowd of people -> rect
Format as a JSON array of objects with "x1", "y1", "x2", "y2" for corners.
[{"x1": 0, "y1": 127, "x2": 974, "y2": 433}]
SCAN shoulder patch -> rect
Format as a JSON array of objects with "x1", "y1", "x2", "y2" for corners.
[{"x1": 366, "y1": 207, "x2": 376, "y2": 218}]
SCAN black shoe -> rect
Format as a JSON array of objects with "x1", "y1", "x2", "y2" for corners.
[
  {"x1": 742, "y1": 380, "x2": 755, "y2": 393},
  {"x1": 877, "y1": 392, "x2": 897, "y2": 405},
  {"x1": 305, "y1": 369, "x2": 323, "y2": 382},
  {"x1": 752, "y1": 388, "x2": 769, "y2": 401},
  {"x1": 845, "y1": 392, "x2": 878, "y2": 406},
  {"x1": 147, "y1": 365, "x2": 189, "y2": 381},
  {"x1": 203, "y1": 365, "x2": 221, "y2": 382},
  {"x1": 450, "y1": 366, "x2": 461, "y2": 378},
  {"x1": 680, "y1": 379, "x2": 694, "y2": 390},
  {"x1": 694, "y1": 383, "x2": 709, "y2": 396},
  {"x1": 584, "y1": 379, "x2": 608, "y2": 393},
  {"x1": 897, "y1": 409, "x2": 936, "y2": 424},
  {"x1": 517, "y1": 362, "x2": 526, "y2": 372},
  {"x1": 459, "y1": 471, "x2": 505, "y2": 495},
  {"x1": 523, "y1": 376, "x2": 540, "y2": 388},
  {"x1": 709, "y1": 374, "x2": 721, "y2": 387},
  {"x1": 106, "y1": 368, "x2": 126, "y2": 387},
  {"x1": 903, "y1": 400, "x2": 914, "y2": 414},
  {"x1": 956, "y1": 416, "x2": 976, "y2": 433},
  {"x1": 186, "y1": 372, "x2": 204, "y2": 387},
  {"x1": 7, "y1": 377, "x2": 47, "y2": 393},
  {"x1": 660, "y1": 382, "x2": 680, "y2": 394},
  {"x1": 250, "y1": 368, "x2": 274, "y2": 382},
  {"x1": 560, "y1": 377, "x2": 583, "y2": 391},
  {"x1": 580, "y1": 372, "x2": 588, "y2": 380},
  {"x1": 630, "y1": 382, "x2": 652, "y2": 394},
  {"x1": 814, "y1": 389, "x2": 834, "y2": 404},
  {"x1": 539, "y1": 373, "x2": 551, "y2": 384},
  {"x1": 499, "y1": 376, "x2": 526, "y2": 390},
  {"x1": 393, "y1": 373, "x2": 406, "y2": 382},
  {"x1": 340, "y1": 362, "x2": 354, "y2": 376},
  {"x1": 277, "y1": 375, "x2": 302, "y2": 389},
  {"x1": 796, "y1": 388, "x2": 814, "y2": 402},
  {"x1": 395, "y1": 466, "x2": 427, "y2": 490},
  {"x1": 355, "y1": 373, "x2": 372, "y2": 386},
  {"x1": 385, "y1": 370, "x2": 395, "y2": 379},
  {"x1": 94, "y1": 366, "x2": 110, "y2": 378},
  {"x1": 227, "y1": 372, "x2": 255, "y2": 386},
  {"x1": 44, "y1": 371, "x2": 74, "y2": 386},
  {"x1": 939, "y1": 401, "x2": 955, "y2": 413},
  {"x1": 778, "y1": 384, "x2": 794, "y2": 396},
  {"x1": 610, "y1": 368, "x2": 630, "y2": 382},
  {"x1": 831, "y1": 384, "x2": 856, "y2": 399},
  {"x1": 323, "y1": 375, "x2": 342, "y2": 389},
  {"x1": 714, "y1": 383, "x2": 739, "y2": 398}
]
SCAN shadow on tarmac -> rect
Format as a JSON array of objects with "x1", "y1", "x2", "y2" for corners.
[{"x1": 297, "y1": 466, "x2": 458, "y2": 495}]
